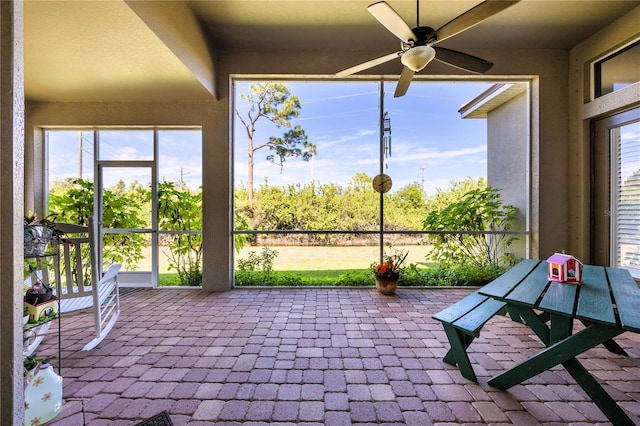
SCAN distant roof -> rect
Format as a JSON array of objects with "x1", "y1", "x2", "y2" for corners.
[{"x1": 459, "y1": 82, "x2": 528, "y2": 119}]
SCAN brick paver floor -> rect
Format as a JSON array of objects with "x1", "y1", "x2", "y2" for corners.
[{"x1": 35, "y1": 287, "x2": 640, "y2": 425}]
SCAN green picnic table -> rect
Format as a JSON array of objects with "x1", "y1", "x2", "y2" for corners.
[{"x1": 478, "y1": 259, "x2": 640, "y2": 426}]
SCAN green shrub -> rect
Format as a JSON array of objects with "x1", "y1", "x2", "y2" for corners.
[
  {"x1": 234, "y1": 264, "x2": 504, "y2": 287},
  {"x1": 236, "y1": 247, "x2": 279, "y2": 285},
  {"x1": 49, "y1": 178, "x2": 146, "y2": 270},
  {"x1": 158, "y1": 182, "x2": 203, "y2": 286},
  {"x1": 422, "y1": 186, "x2": 518, "y2": 267},
  {"x1": 401, "y1": 263, "x2": 505, "y2": 287}
]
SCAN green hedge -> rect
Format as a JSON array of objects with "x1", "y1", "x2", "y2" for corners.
[{"x1": 232, "y1": 263, "x2": 505, "y2": 287}]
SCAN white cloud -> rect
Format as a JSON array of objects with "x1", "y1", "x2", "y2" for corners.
[{"x1": 315, "y1": 129, "x2": 376, "y2": 149}]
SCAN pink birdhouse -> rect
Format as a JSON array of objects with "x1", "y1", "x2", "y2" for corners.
[{"x1": 547, "y1": 253, "x2": 583, "y2": 283}]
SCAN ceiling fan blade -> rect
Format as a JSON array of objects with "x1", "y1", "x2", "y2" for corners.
[
  {"x1": 368, "y1": 1, "x2": 417, "y2": 43},
  {"x1": 336, "y1": 51, "x2": 401, "y2": 77},
  {"x1": 433, "y1": 47, "x2": 493, "y2": 73},
  {"x1": 432, "y1": 0, "x2": 520, "y2": 45},
  {"x1": 394, "y1": 66, "x2": 414, "y2": 98}
]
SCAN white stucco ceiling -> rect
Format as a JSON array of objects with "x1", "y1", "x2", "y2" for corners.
[{"x1": 24, "y1": 0, "x2": 640, "y2": 102}]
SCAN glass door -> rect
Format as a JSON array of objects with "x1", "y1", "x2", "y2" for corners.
[
  {"x1": 592, "y1": 107, "x2": 640, "y2": 276},
  {"x1": 95, "y1": 130, "x2": 158, "y2": 287}
]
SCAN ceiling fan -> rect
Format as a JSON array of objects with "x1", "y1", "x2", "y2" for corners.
[{"x1": 336, "y1": 0, "x2": 520, "y2": 97}]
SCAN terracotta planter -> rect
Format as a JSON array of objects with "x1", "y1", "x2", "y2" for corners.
[{"x1": 375, "y1": 275, "x2": 399, "y2": 295}]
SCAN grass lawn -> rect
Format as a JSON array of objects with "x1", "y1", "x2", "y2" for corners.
[
  {"x1": 235, "y1": 244, "x2": 433, "y2": 270},
  {"x1": 147, "y1": 244, "x2": 438, "y2": 286},
  {"x1": 138, "y1": 244, "x2": 432, "y2": 272}
]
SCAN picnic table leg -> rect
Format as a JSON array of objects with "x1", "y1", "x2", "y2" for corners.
[
  {"x1": 509, "y1": 306, "x2": 550, "y2": 346},
  {"x1": 441, "y1": 324, "x2": 478, "y2": 382},
  {"x1": 491, "y1": 312, "x2": 635, "y2": 424},
  {"x1": 580, "y1": 320, "x2": 628, "y2": 356},
  {"x1": 488, "y1": 323, "x2": 623, "y2": 390},
  {"x1": 442, "y1": 333, "x2": 473, "y2": 365},
  {"x1": 562, "y1": 358, "x2": 636, "y2": 426},
  {"x1": 549, "y1": 314, "x2": 573, "y2": 344},
  {"x1": 516, "y1": 313, "x2": 627, "y2": 357},
  {"x1": 601, "y1": 339, "x2": 628, "y2": 356}
]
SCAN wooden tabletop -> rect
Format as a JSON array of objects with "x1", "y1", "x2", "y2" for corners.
[{"x1": 480, "y1": 259, "x2": 640, "y2": 333}]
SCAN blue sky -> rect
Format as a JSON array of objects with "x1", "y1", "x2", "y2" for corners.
[
  {"x1": 48, "y1": 129, "x2": 203, "y2": 190},
  {"x1": 47, "y1": 80, "x2": 491, "y2": 196},
  {"x1": 233, "y1": 80, "x2": 492, "y2": 195}
]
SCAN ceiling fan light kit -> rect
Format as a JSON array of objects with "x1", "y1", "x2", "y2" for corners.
[
  {"x1": 400, "y1": 45, "x2": 435, "y2": 72},
  {"x1": 336, "y1": 0, "x2": 521, "y2": 97}
]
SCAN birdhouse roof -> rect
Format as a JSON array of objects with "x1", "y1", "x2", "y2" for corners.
[{"x1": 547, "y1": 253, "x2": 582, "y2": 265}]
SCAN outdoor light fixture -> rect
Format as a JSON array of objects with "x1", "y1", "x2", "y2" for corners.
[{"x1": 400, "y1": 45, "x2": 436, "y2": 72}]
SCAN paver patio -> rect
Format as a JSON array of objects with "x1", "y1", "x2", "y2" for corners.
[{"x1": 35, "y1": 287, "x2": 640, "y2": 425}]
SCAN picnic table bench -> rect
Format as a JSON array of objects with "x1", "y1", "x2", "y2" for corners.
[
  {"x1": 432, "y1": 291, "x2": 507, "y2": 382},
  {"x1": 434, "y1": 258, "x2": 640, "y2": 426}
]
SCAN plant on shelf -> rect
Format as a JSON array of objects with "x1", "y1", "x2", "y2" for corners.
[
  {"x1": 24, "y1": 264, "x2": 55, "y2": 306},
  {"x1": 24, "y1": 212, "x2": 62, "y2": 257},
  {"x1": 372, "y1": 248, "x2": 408, "y2": 295},
  {"x1": 23, "y1": 354, "x2": 56, "y2": 378}
]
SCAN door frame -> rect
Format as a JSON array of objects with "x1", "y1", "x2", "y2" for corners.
[
  {"x1": 590, "y1": 106, "x2": 640, "y2": 268},
  {"x1": 95, "y1": 142, "x2": 159, "y2": 287}
]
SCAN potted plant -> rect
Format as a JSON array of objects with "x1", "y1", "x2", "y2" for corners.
[
  {"x1": 373, "y1": 249, "x2": 408, "y2": 295},
  {"x1": 24, "y1": 266, "x2": 54, "y2": 305},
  {"x1": 24, "y1": 212, "x2": 61, "y2": 257},
  {"x1": 23, "y1": 354, "x2": 57, "y2": 379}
]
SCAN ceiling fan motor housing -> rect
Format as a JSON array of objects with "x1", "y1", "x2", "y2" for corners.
[{"x1": 406, "y1": 26, "x2": 436, "y2": 47}]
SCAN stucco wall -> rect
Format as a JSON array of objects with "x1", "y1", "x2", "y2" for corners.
[
  {"x1": 1, "y1": 2, "x2": 25, "y2": 424},
  {"x1": 567, "y1": 6, "x2": 640, "y2": 262},
  {"x1": 487, "y1": 91, "x2": 529, "y2": 259}
]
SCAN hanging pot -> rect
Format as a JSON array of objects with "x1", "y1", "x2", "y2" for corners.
[{"x1": 24, "y1": 225, "x2": 53, "y2": 257}]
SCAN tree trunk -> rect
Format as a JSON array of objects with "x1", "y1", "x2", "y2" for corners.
[
  {"x1": 248, "y1": 148, "x2": 254, "y2": 207},
  {"x1": 247, "y1": 120, "x2": 255, "y2": 208}
]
